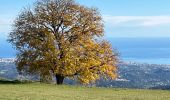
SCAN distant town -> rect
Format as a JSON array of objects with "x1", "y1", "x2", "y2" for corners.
[{"x1": 0, "y1": 58, "x2": 15, "y2": 63}]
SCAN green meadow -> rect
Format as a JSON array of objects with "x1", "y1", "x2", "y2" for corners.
[{"x1": 0, "y1": 80, "x2": 170, "y2": 100}]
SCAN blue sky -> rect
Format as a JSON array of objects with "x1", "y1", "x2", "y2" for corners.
[{"x1": 1, "y1": 0, "x2": 170, "y2": 38}]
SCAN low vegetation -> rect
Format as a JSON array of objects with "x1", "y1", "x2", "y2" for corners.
[{"x1": 0, "y1": 80, "x2": 170, "y2": 100}]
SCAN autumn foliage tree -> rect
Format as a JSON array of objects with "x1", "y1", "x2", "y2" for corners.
[{"x1": 8, "y1": 0, "x2": 118, "y2": 84}]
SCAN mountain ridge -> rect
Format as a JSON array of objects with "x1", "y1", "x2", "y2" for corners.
[{"x1": 1, "y1": 59, "x2": 170, "y2": 89}]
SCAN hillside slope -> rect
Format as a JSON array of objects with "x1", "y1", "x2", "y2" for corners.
[{"x1": 1, "y1": 60, "x2": 170, "y2": 89}]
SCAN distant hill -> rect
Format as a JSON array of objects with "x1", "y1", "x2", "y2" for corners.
[
  {"x1": 0, "y1": 61, "x2": 18, "y2": 79},
  {"x1": 150, "y1": 85, "x2": 170, "y2": 90},
  {"x1": 1, "y1": 59, "x2": 170, "y2": 89},
  {"x1": 96, "y1": 62, "x2": 170, "y2": 89}
]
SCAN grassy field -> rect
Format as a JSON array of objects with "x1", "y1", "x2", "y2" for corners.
[{"x1": 0, "y1": 80, "x2": 170, "y2": 100}]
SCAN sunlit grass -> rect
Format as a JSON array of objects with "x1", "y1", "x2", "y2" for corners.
[{"x1": 0, "y1": 81, "x2": 170, "y2": 100}]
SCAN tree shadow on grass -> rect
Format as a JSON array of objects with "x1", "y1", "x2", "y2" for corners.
[{"x1": 0, "y1": 79, "x2": 24, "y2": 84}]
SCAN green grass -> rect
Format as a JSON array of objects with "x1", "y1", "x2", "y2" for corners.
[{"x1": 0, "y1": 81, "x2": 170, "y2": 100}]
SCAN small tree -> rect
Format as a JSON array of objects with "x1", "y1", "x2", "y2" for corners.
[{"x1": 8, "y1": 0, "x2": 118, "y2": 84}]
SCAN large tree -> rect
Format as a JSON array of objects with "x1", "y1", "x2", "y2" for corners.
[{"x1": 8, "y1": 0, "x2": 118, "y2": 84}]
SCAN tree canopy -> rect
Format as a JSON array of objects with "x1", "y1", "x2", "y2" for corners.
[{"x1": 8, "y1": 0, "x2": 118, "y2": 84}]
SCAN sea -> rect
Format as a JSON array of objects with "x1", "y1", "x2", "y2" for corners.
[
  {"x1": 108, "y1": 38, "x2": 170, "y2": 64},
  {"x1": 1, "y1": 37, "x2": 170, "y2": 64}
]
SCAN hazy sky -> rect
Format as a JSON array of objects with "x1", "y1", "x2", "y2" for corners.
[{"x1": 1, "y1": 0, "x2": 170, "y2": 38}]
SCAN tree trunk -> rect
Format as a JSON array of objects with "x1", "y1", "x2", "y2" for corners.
[{"x1": 55, "y1": 74, "x2": 64, "y2": 85}]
